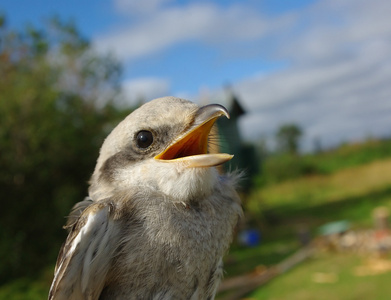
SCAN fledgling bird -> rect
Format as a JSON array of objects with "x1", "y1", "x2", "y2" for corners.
[{"x1": 49, "y1": 96, "x2": 242, "y2": 300}]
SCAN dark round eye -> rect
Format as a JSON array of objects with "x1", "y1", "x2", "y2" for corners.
[{"x1": 136, "y1": 130, "x2": 153, "y2": 149}]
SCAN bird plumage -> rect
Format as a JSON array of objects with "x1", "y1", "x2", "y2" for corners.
[{"x1": 49, "y1": 97, "x2": 242, "y2": 300}]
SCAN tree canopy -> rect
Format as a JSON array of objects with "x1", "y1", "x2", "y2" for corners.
[
  {"x1": 276, "y1": 123, "x2": 302, "y2": 154},
  {"x1": 0, "y1": 15, "x2": 132, "y2": 282}
]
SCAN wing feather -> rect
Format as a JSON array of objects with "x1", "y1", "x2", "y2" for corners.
[{"x1": 49, "y1": 201, "x2": 119, "y2": 300}]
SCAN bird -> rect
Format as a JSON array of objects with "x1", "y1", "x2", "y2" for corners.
[{"x1": 48, "y1": 96, "x2": 242, "y2": 300}]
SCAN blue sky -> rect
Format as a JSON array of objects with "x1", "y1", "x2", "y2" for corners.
[
  {"x1": 0, "y1": 0, "x2": 315, "y2": 95},
  {"x1": 2, "y1": 0, "x2": 391, "y2": 151}
]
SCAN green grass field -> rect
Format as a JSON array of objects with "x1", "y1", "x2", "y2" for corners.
[
  {"x1": 246, "y1": 158, "x2": 391, "y2": 231},
  {"x1": 220, "y1": 141, "x2": 391, "y2": 299},
  {"x1": 249, "y1": 253, "x2": 391, "y2": 300}
]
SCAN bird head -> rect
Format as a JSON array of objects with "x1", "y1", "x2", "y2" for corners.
[{"x1": 89, "y1": 97, "x2": 233, "y2": 202}]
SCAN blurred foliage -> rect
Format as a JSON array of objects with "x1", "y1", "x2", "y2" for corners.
[
  {"x1": 0, "y1": 15, "x2": 133, "y2": 283},
  {"x1": 0, "y1": 275, "x2": 49, "y2": 300},
  {"x1": 254, "y1": 138, "x2": 391, "y2": 187},
  {"x1": 247, "y1": 160, "x2": 391, "y2": 223},
  {"x1": 244, "y1": 138, "x2": 391, "y2": 253},
  {"x1": 249, "y1": 252, "x2": 391, "y2": 300},
  {"x1": 254, "y1": 153, "x2": 318, "y2": 186},
  {"x1": 224, "y1": 143, "x2": 391, "y2": 299},
  {"x1": 276, "y1": 123, "x2": 302, "y2": 154},
  {"x1": 305, "y1": 139, "x2": 391, "y2": 174}
]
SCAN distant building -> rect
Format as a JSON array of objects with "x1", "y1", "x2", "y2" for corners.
[{"x1": 215, "y1": 89, "x2": 259, "y2": 191}]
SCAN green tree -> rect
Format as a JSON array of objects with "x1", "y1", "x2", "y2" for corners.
[
  {"x1": 0, "y1": 15, "x2": 131, "y2": 283},
  {"x1": 276, "y1": 123, "x2": 303, "y2": 154}
]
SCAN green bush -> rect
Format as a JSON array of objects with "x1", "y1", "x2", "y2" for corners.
[
  {"x1": 254, "y1": 138, "x2": 391, "y2": 187},
  {"x1": 254, "y1": 154, "x2": 319, "y2": 186},
  {"x1": 0, "y1": 16, "x2": 131, "y2": 283}
]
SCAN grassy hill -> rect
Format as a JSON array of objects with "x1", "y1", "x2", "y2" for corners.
[
  {"x1": 221, "y1": 138, "x2": 391, "y2": 299},
  {"x1": 248, "y1": 158, "x2": 391, "y2": 226},
  {"x1": 250, "y1": 253, "x2": 391, "y2": 300}
]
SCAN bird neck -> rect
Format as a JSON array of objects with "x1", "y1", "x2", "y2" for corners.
[{"x1": 89, "y1": 160, "x2": 220, "y2": 205}]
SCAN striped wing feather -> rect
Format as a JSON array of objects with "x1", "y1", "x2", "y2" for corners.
[{"x1": 49, "y1": 201, "x2": 118, "y2": 300}]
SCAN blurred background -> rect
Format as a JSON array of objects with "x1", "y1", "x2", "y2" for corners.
[{"x1": 1, "y1": 0, "x2": 391, "y2": 299}]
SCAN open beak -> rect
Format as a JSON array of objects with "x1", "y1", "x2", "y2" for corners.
[{"x1": 154, "y1": 104, "x2": 233, "y2": 168}]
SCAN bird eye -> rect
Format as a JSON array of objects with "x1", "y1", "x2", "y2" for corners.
[{"x1": 136, "y1": 130, "x2": 153, "y2": 149}]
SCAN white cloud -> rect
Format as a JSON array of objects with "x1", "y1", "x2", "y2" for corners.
[
  {"x1": 101, "y1": 0, "x2": 391, "y2": 151},
  {"x1": 121, "y1": 77, "x2": 171, "y2": 105},
  {"x1": 113, "y1": 0, "x2": 173, "y2": 15},
  {"x1": 95, "y1": 2, "x2": 293, "y2": 60},
  {"x1": 274, "y1": 0, "x2": 391, "y2": 63},
  {"x1": 233, "y1": 0, "x2": 391, "y2": 151}
]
